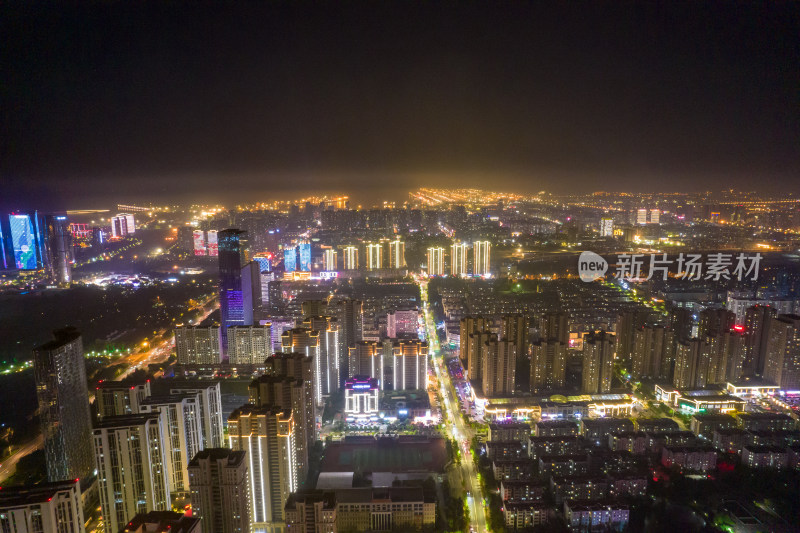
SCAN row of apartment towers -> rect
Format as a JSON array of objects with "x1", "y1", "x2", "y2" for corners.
[{"x1": 461, "y1": 306, "x2": 800, "y2": 397}]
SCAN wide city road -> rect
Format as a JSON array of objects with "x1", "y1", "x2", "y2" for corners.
[{"x1": 421, "y1": 281, "x2": 487, "y2": 533}]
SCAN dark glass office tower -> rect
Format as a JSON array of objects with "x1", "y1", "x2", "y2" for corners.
[
  {"x1": 42, "y1": 214, "x2": 73, "y2": 286},
  {"x1": 33, "y1": 328, "x2": 95, "y2": 484},
  {"x1": 218, "y1": 229, "x2": 250, "y2": 352}
]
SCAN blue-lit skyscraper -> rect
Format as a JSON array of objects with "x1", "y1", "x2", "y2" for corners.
[
  {"x1": 43, "y1": 214, "x2": 72, "y2": 286},
  {"x1": 218, "y1": 229, "x2": 250, "y2": 353},
  {"x1": 284, "y1": 246, "x2": 297, "y2": 272},
  {"x1": 299, "y1": 242, "x2": 311, "y2": 271},
  {"x1": 254, "y1": 254, "x2": 271, "y2": 273},
  {"x1": 8, "y1": 213, "x2": 42, "y2": 270}
]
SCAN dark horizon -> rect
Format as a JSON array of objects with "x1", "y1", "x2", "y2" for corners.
[{"x1": 2, "y1": 2, "x2": 799, "y2": 210}]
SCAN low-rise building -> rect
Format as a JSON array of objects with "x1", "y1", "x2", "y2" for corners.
[
  {"x1": 535, "y1": 419, "x2": 580, "y2": 437},
  {"x1": 690, "y1": 413, "x2": 737, "y2": 439},
  {"x1": 661, "y1": 446, "x2": 717, "y2": 472},
  {"x1": 539, "y1": 454, "x2": 590, "y2": 478},
  {"x1": 608, "y1": 432, "x2": 648, "y2": 455},
  {"x1": 500, "y1": 480, "x2": 546, "y2": 502},
  {"x1": 564, "y1": 500, "x2": 630, "y2": 532},
  {"x1": 530, "y1": 436, "x2": 584, "y2": 460},
  {"x1": 504, "y1": 502, "x2": 552, "y2": 530},
  {"x1": 736, "y1": 413, "x2": 796, "y2": 432},
  {"x1": 489, "y1": 422, "x2": 531, "y2": 455},
  {"x1": 607, "y1": 474, "x2": 648, "y2": 498},
  {"x1": 634, "y1": 418, "x2": 680, "y2": 433},
  {"x1": 344, "y1": 376, "x2": 380, "y2": 423},
  {"x1": 550, "y1": 476, "x2": 608, "y2": 505},
  {"x1": 712, "y1": 428, "x2": 749, "y2": 454},
  {"x1": 581, "y1": 418, "x2": 635, "y2": 447},
  {"x1": 493, "y1": 459, "x2": 536, "y2": 481},
  {"x1": 486, "y1": 441, "x2": 527, "y2": 462},
  {"x1": 741, "y1": 445, "x2": 789, "y2": 469}
]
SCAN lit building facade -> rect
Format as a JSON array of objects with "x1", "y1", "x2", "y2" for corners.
[
  {"x1": 33, "y1": 328, "x2": 95, "y2": 484},
  {"x1": 348, "y1": 341, "x2": 383, "y2": 385},
  {"x1": 228, "y1": 405, "x2": 299, "y2": 532},
  {"x1": 392, "y1": 340, "x2": 429, "y2": 390},
  {"x1": 228, "y1": 324, "x2": 273, "y2": 366},
  {"x1": 175, "y1": 326, "x2": 223, "y2": 365},
  {"x1": 93, "y1": 413, "x2": 171, "y2": 533},
  {"x1": 450, "y1": 241, "x2": 468, "y2": 276},
  {"x1": 344, "y1": 376, "x2": 380, "y2": 422},
  {"x1": 582, "y1": 331, "x2": 615, "y2": 394},
  {"x1": 389, "y1": 239, "x2": 405, "y2": 268},
  {"x1": 473, "y1": 240, "x2": 491, "y2": 276},
  {"x1": 426, "y1": 246, "x2": 444, "y2": 276},
  {"x1": 482, "y1": 339, "x2": 518, "y2": 397},
  {"x1": 188, "y1": 448, "x2": 251, "y2": 533},
  {"x1": 0, "y1": 480, "x2": 84, "y2": 533},
  {"x1": 366, "y1": 242, "x2": 383, "y2": 270},
  {"x1": 342, "y1": 245, "x2": 359, "y2": 270}
]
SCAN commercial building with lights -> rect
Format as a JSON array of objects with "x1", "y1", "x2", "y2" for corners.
[
  {"x1": 344, "y1": 376, "x2": 380, "y2": 422},
  {"x1": 654, "y1": 384, "x2": 746, "y2": 414}
]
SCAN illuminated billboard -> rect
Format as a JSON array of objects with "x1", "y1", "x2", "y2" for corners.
[
  {"x1": 9, "y1": 214, "x2": 39, "y2": 270},
  {"x1": 193, "y1": 230, "x2": 206, "y2": 256},
  {"x1": 299, "y1": 242, "x2": 311, "y2": 271},
  {"x1": 206, "y1": 230, "x2": 218, "y2": 257},
  {"x1": 284, "y1": 246, "x2": 297, "y2": 272}
]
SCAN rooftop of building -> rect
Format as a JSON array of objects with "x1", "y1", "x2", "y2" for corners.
[
  {"x1": 692, "y1": 413, "x2": 737, "y2": 421},
  {"x1": 564, "y1": 499, "x2": 630, "y2": 511},
  {"x1": 123, "y1": 512, "x2": 200, "y2": 533},
  {"x1": 535, "y1": 419, "x2": 580, "y2": 428},
  {"x1": 96, "y1": 378, "x2": 150, "y2": 390},
  {"x1": 320, "y1": 436, "x2": 447, "y2": 474},
  {"x1": 229, "y1": 404, "x2": 292, "y2": 419},
  {"x1": 737, "y1": 412, "x2": 794, "y2": 420},
  {"x1": 0, "y1": 480, "x2": 79, "y2": 508},
  {"x1": 35, "y1": 327, "x2": 81, "y2": 351},
  {"x1": 93, "y1": 412, "x2": 162, "y2": 429},
  {"x1": 188, "y1": 448, "x2": 246, "y2": 467}
]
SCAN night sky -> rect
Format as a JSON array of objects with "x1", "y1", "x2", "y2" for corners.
[{"x1": 2, "y1": 2, "x2": 799, "y2": 208}]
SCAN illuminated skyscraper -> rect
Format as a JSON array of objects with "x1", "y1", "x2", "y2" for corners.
[
  {"x1": 636, "y1": 208, "x2": 648, "y2": 225},
  {"x1": 228, "y1": 325, "x2": 272, "y2": 366},
  {"x1": 42, "y1": 214, "x2": 72, "y2": 285},
  {"x1": 206, "y1": 229, "x2": 219, "y2": 256},
  {"x1": 284, "y1": 246, "x2": 297, "y2": 272},
  {"x1": 334, "y1": 299, "x2": 363, "y2": 380},
  {"x1": 188, "y1": 448, "x2": 251, "y2": 533},
  {"x1": 323, "y1": 248, "x2": 337, "y2": 271},
  {"x1": 366, "y1": 242, "x2": 383, "y2": 270},
  {"x1": 193, "y1": 230, "x2": 206, "y2": 256},
  {"x1": 582, "y1": 331, "x2": 615, "y2": 394},
  {"x1": 673, "y1": 339, "x2": 705, "y2": 388},
  {"x1": 600, "y1": 218, "x2": 613, "y2": 237},
  {"x1": 303, "y1": 316, "x2": 340, "y2": 398},
  {"x1": 348, "y1": 341, "x2": 383, "y2": 386},
  {"x1": 650, "y1": 209, "x2": 660, "y2": 224},
  {"x1": 426, "y1": 246, "x2": 444, "y2": 276},
  {"x1": 764, "y1": 314, "x2": 800, "y2": 390},
  {"x1": 299, "y1": 241, "x2": 311, "y2": 271},
  {"x1": 450, "y1": 241, "x2": 468, "y2": 276},
  {"x1": 218, "y1": 229, "x2": 250, "y2": 350},
  {"x1": 481, "y1": 338, "x2": 517, "y2": 397},
  {"x1": 8, "y1": 213, "x2": 42, "y2": 270},
  {"x1": 281, "y1": 328, "x2": 322, "y2": 404},
  {"x1": 460, "y1": 316, "x2": 487, "y2": 367},
  {"x1": 34, "y1": 328, "x2": 95, "y2": 485},
  {"x1": 473, "y1": 240, "x2": 491, "y2": 276},
  {"x1": 392, "y1": 340, "x2": 428, "y2": 390},
  {"x1": 389, "y1": 239, "x2": 405, "y2": 268},
  {"x1": 168, "y1": 380, "x2": 225, "y2": 449},
  {"x1": 111, "y1": 213, "x2": 136, "y2": 237},
  {"x1": 93, "y1": 413, "x2": 171, "y2": 533},
  {"x1": 531, "y1": 340, "x2": 567, "y2": 392},
  {"x1": 175, "y1": 326, "x2": 223, "y2": 365},
  {"x1": 343, "y1": 245, "x2": 359, "y2": 270},
  {"x1": 264, "y1": 352, "x2": 317, "y2": 456},
  {"x1": 227, "y1": 405, "x2": 298, "y2": 531}
]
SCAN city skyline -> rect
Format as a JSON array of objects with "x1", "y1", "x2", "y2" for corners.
[{"x1": 2, "y1": 2, "x2": 800, "y2": 210}]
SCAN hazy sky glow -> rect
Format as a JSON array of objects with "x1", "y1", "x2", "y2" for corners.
[{"x1": 2, "y1": 2, "x2": 799, "y2": 208}]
